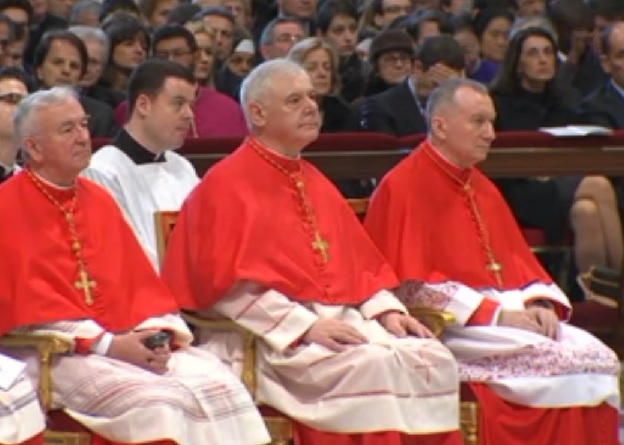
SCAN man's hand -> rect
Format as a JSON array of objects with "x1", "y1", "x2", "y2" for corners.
[
  {"x1": 107, "y1": 329, "x2": 171, "y2": 374},
  {"x1": 428, "y1": 63, "x2": 460, "y2": 87},
  {"x1": 379, "y1": 312, "x2": 434, "y2": 338},
  {"x1": 302, "y1": 319, "x2": 367, "y2": 352},
  {"x1": 497, "y1": 308, "x2": 558, "y2": 339},
  {"x1": 527, "y1": 306, "x2": 558, "y2": 339}
]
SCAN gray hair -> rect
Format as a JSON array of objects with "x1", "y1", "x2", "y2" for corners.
[
  {"x1": 14, "y1": 87, "x2": 79, "y2": 158},
  {"x1": 260, "y1": 16, "x2": 304, "y2": 46},
  {"x1": 510, "y1": 15, "x2": 558, "y2": 42},
  {"x1": 239, "y1": 59, "x2": 307, "y2": 130},
  {"x1": 69, "y1": 0, "x2": 102, "y2": 25},
  {"x1": 68, "y1": 25, "x2": 110, "y2": 61},
  {"x1": 425, "y1": 78, "x2": 488, "y2": 132}
]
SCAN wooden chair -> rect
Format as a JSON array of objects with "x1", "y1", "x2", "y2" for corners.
[
  {"x1": 154, "y1": 211, "x2": 293, "y2": 445},
  {"x1": 0, "y1": 335, "x2": 92, "y2": 445},
  {"x1": 345, "y1": 198, "x2": 479, "y2": 445}
]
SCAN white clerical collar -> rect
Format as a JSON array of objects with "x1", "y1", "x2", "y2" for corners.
[{"x1": 0, "y1": 160, "x2": 15, "y2": 174}]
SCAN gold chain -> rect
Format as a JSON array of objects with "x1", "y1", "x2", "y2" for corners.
[
  {"x1": 424, "y1": 148, "x2": 503, "y2": 286},
  {"x1": 249, "y1": 138, "x2": 330, "y2": 263},
  {"x1": 26, "y1": 169, "x2": 96, "y2": 305}
]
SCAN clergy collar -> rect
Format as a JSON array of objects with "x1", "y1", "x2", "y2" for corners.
[
  {"x1": 0, "y1": 160, "x2": 15, "y2": 179},
  {"x1": 112, "y1": 129, "x2": 166, "y2": 165},
  {"x1": 247, "y1": 137, "x2": 302, "y2": 174},
  {"x1": 423, "y1": 141, "x2": 473, "y2": 184}
]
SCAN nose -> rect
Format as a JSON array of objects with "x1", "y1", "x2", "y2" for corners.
[
  {"x1": 182, "y1": 102, "x2": 194, "y2": 119},
  {"x1": 483, "y1": 121, "x2": 496, "y2": 141}
]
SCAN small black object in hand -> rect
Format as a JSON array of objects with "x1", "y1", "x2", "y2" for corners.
[{"x1": 143, "y1": 331, "x2": 171, "y2": 350}]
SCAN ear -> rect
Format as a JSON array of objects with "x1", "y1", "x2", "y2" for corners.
[
  {"x1": 248, "y1": 101, "x2": 267, "y2": 128},
  {"x1": 599, "y1": 54, "x2": 611, "y2": 75},
  {"x1": 430, "y1": 115, "x2": 447, "y2": 141},
  {"x1": 134, "y1": 93, "x2": 151, "y2": 118},
  {"x1": 23, "y1": 136, "x2": 43, "y2": 163},
  {"x1": 35, "y1": 66, "x2": 43, "y2": 83},
  {"x1": 260, "y1": 45, "x2": 270, "y2": 60},
  {"x1": 411, "y1": 60, "x2": 423, "y2": 76},
  {"x1": 373, "y1": 13, "x2": 383, "y2": 29}
]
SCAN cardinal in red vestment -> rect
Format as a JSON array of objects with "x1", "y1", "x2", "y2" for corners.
[
  {"x1": 364, "y1": 78, "x2": 620, "y2": 445},
  {"x1": 0, "y1": 87, "x2": 269, "y2": 445},
  {"x1": 162, "y1": 59, "x2": 464, "y2": 445}
]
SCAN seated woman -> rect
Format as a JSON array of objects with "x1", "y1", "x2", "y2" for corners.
[
  {"x1": 471, "y1": 8, "x2": 513, "y2": 83},
  {"x1": 287, "y1": 37, "x2": 357, "y2": 133},
  {"x1": 98, "y1": 13, "x2": 150, "y2": 108},
  {"x1": 490, "y1": 26, "x2": 623, "y2": 288}
]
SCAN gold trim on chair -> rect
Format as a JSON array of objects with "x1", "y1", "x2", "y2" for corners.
[
  {"x1": 460, "y1": 401, "x2": 479, "y2": 445},
  {"x1": 0, "y1": 334, "x2": 92, "y2": 445}
]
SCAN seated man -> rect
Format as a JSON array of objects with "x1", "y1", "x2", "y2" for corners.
[
  {"x1": 83, "y1": 59, "x2": 200, "y2": 270},
  {"x1": 0, "y1": 87, "x2": 270, "y2": 445},
  {"x1": 359, "y1": 34, "x2": 464, "y2": 137},
  {"x1": 0, "y1": 67, "x2": 28, "y2": 185},
  {"x1": 162, "y1": 59, "x2": 462, "y2": 445},
  {"x1": 364, "y1": 78, "x2": 620, "y2": 445},
  {"x1": 0, "y1": 369, "x2": 45, "y2": 445}
]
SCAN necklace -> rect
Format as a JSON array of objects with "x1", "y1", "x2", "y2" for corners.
[
  {"x1": 249, "y1": 138, "x2": 330, "y2": 263},
  {"x1": 26, "y1": 169, "x2": 96, "y2": 305},
  {"x1": 424, "y1": 147, "x2": 503, "y2": 286}
]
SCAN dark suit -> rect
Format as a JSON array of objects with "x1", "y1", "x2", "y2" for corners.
[
  {"x1": 579, "y1": 81, "x2": 624, "y2": 129},
  {"x1": 359, "y1": 79, "x2": 426, "y2": 137},
  {"x1": 79, "y1": 95, "x2": 117, "y2": 138}
]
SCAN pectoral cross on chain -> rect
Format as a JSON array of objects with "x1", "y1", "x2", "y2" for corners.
[
  {"x1": 75, "y1": 269, "x2": 96, "y2": 306},
  {"x1": 312, "y1": 231, "x2": 329, "y2": 263}
]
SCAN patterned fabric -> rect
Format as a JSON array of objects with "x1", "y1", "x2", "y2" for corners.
[{"x1": 0, "y1": 368, "x2": 45, "y2": 444}]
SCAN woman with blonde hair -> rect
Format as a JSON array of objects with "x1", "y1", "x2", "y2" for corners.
[
  {"x1": 288, "y1": 37, "x2": 356, "y2": 132},
  {"x1": 185, "y1": 20, "x2": 218, "y2": 88}
]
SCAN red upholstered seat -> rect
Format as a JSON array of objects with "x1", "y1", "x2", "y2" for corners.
[
  {"x1": 570, "y1": 301, "x2": 619, "y2": 332},
  {"x1": 47, "y1": 410, "x2": 91, "y2": 433}
]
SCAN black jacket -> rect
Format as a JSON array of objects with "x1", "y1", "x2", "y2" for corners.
[
  {"x1": 579, "y1": 81, "x2": 624, "y2": 129},
  {"x1": 359, "y1": 79, "x2": 426, "y2": 136}
]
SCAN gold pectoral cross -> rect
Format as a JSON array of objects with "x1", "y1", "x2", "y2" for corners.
[
  {"x1": 75, "y1": 269, "x2": 96, "y2": 306},
  {"x1": 312, "y1": 231, "x2": 329, "y2": 263},
  {"x1": 487, "y1": 260, "x2": 502, "y2": 274}
]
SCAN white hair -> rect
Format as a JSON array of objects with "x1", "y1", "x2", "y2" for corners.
[
  {"x1": 69, "y1": 25, "x2": 111, "y2": 63},
  {"x1": 14, "y1": 87, "x2": 79, "y2": 160},
  {"x1": 239, "y1": 58, "x2": 307, "y2": 130},
  {"x1": 425, "y1": 78, "x2": 488, "y2": 132}
]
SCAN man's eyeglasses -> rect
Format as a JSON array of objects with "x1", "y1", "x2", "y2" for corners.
[
  {"x1": 274, "y1": 33, "x2": 304, "y2": 44},
  {"x1": 0, "y1": 92, "x2": 25, "y2": 105}
]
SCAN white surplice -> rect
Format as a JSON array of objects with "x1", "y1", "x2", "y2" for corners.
[
  {"x1": 4, "y1": 314, "x2": 270, "y2": 445},
  {"x1": 82, "y1": 145, "x2": 199, "y2": 270},
  {"x1": 399, "y1": 280, "x2": 620, "y2": 409},
  {"x1": 196, "y1": 281, "x2": 460, "y2": 435},
  {"x1": 0, "y1": 356, "x2": 45, "y2": 444}
]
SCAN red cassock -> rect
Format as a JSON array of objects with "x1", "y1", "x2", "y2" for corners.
[
  {"x1": 0, "y1": 171, "x2": 180, "y2": 445},
  {"x1": 364, "y1": 141, "x2": 618, "y2": 445},
  {"x1": 162, "y1": 138, "x2": 463, "y2": 445}
]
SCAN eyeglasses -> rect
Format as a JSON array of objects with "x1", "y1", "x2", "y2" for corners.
[
  {"x1": 154, "y1": 49, "x2": 193, "y2": 59},
  {"x1": 274, "y1": 33, "x2": 304, "y2": 44},
  {"x1": 0, "y1": 92, "x2": 25, "y2": 105},
  {"x1": 379, "y1": 53, "x2": 412, "y2": 66}
]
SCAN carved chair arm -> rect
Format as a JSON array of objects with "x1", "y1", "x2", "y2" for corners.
[
  {"x1": 408, "y1": 308, "x2": 456, "y2": 338},
  {"x1": 0, "y1": 334, "x2": 72, "y2": 412},
  {"x1": 181, "y1": 312, "x2": 258, "y2": 398}
]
